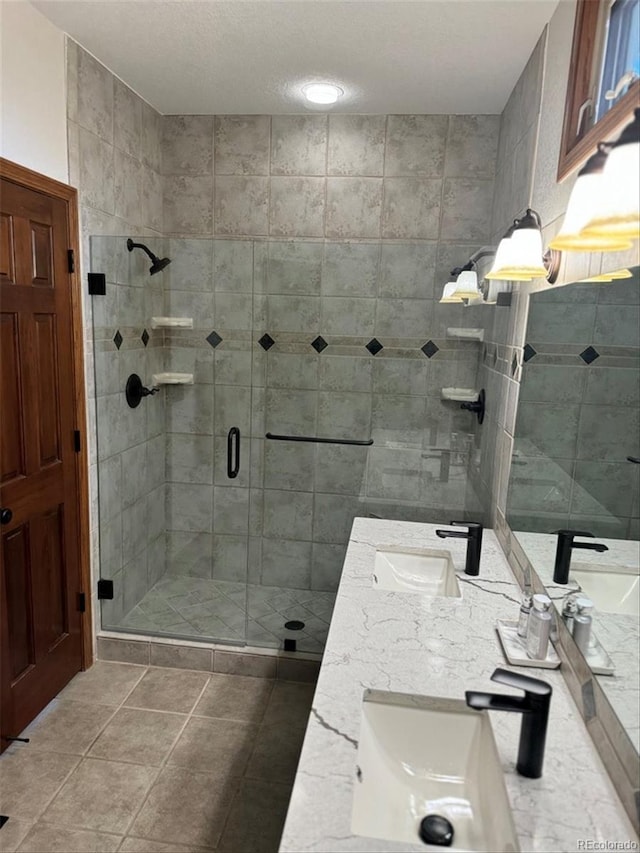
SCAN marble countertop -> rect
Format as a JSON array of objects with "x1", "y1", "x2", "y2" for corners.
[{"x1": 280, "y1": 518, "x2": 637, "y2": 853}]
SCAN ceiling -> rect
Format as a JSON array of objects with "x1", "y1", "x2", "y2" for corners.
[{"x1": 32, "y1": 0, "x2": 559, "y2": 115}]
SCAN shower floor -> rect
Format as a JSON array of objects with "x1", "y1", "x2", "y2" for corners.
[{"x1": 119, "y1": 576, "x2": 337, "y2": 654}]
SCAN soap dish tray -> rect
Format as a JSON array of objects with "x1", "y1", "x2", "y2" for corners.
[
  {"x1": 583, "y1": 634, "x2": 615, "y2": 676},
  {"x1": 496, "y1": 620, "x2": 561, "y2": 669}
]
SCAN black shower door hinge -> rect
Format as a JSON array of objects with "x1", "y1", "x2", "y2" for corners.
[
  {"x1": 73, "y1": 430, "x2": 81, "y2": 453},
  {"x1": 97, "y1": 579, "x2": 114, "y2": 600},
  {"x1": 67, "y1": 249, "x2": 75, "y2": 273},
  {"x1": 77, "y1": 592, "x2": 86, "y2": 613}
]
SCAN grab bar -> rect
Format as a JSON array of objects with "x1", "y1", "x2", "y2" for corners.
[
  {"x1": 227, "y1": 427, "x2": 240, "y2": 478},
  {"x1": 265, "y1": 432, "x2": 373, "y2": 446}
]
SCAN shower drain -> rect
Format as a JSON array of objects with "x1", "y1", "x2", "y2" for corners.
[{"x1": 284, "y1": 620, "x2": 305, "y2": 631}]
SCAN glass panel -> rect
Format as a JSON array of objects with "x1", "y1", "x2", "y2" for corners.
[
  {"x1": 246, "y1": 240, "x2": 477, "y2": 653},
  {"x1": 594, "y1": 0, "x2": 640, "y2": 122},
  {"x1": 91, "y1": 235, "x2": 251, "y2": 644}
]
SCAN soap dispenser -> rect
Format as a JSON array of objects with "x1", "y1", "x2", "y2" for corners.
[{"x1": 526, "y1": 594, "x2": 552, "y2": 660}]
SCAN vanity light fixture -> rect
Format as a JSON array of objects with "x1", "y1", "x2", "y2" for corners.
[
  {"x1": 580, "y1": 268, "x2": 633, "y2": 282},
  {"x1": 549, "y1": 144, "x2": 632, "y2": 251},
  {"x1": 450, "y1": 264, "x2": 482, "y2": 300},
  {"x1": 439, "y1": 282, "x2": 465, "y2": 303},
  {"x1": 302, "y1": 83, "x2": 344, "y2": 105},
  {"x1": 487, "y1": 211, "x2": 561, "y2": 283},
  {"x1": 581, "y1": 108, "x2": 640, "y2": 243}
]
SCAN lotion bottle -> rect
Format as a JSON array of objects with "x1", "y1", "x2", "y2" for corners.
[
  {"x1": 526, "y1": 594, "x2": 552, "y2": 660},
  {"x1": 573, "y1": 597, "x2": 594, "y2": 655},
  {"x1": 517, "y1": 592, "x2": 533, "y2": 638}
]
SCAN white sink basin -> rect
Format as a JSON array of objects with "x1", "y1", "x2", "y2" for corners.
[
  {"x1": 571, "y1": 563, "x2": 639, "y2": 616},
  {"x1": 373, "y1": 547, "x2": 461, "y2": 597},
  {"x1": 351, "y1": 690, "x2": 519, "y2": 852}
]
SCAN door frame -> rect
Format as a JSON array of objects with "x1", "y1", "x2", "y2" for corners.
[{"x1": 1, "y1": 156, "x2": 93, "y2": 670}]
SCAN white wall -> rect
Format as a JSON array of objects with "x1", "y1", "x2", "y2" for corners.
[{"x1": 1, "y1": 0, "x2": 68, "y2": 182}]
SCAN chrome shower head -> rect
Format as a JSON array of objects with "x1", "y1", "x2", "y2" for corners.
[{"x1": 126, "y1": 238, "x2": 171, "y2": 276}]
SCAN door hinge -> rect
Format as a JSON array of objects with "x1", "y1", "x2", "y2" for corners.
[
  {"x1": 77, "y1": 592, "x2": 86, "y2": 612},
  {"x1": 67, "y1": 249, "x2": 75, "y2": 273},
  {"x1": 97, "y1": 579, "x2": 114, "y2": 600},
  {"x1": 73, "y1": 430, "x2": 81, "y2": 453}
]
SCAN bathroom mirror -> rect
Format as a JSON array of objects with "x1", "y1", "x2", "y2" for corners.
[{"x1": 506, "y1": 266, "x2": 640, "y2": 755}]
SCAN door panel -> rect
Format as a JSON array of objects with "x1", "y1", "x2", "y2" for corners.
[
  {"x1": 0, "y1": 312, "x2": 25, "y2": 483},
  {"x1": 3, "y1": 525, "x2": 33, "y2": 680},
  {"x1": 34, "y1": 313, "x2": 61, "y2": 467},
  {"x1": 30, "y1": 222, "x2": 53, "y2": 287},
  {"x1": 0, "y1": 173, "x2": 84, "y2": 747}
]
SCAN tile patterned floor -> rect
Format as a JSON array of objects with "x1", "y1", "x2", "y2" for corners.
[
  {"x1": 0, "y1": 661, "x2": 315, "y2": 852},
  {"x1": 118, "y1": 578, "x2": 336, "y2": 654}
]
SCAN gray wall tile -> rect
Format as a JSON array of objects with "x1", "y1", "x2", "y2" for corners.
[
  {"x1": 328, "y1": 115, "x2": 386, "y2": 176},
  {"x1": 164, "y1": 176, "x2": 213, "y2": 234},
  {"x1": 162, "y1": 115, "x2": 213, "y2": 176},
  {"x1": 385, "y1": 115, "x2": 448, "y2": 177},
  {"x1": 271, "y1": 115, "x2": 327, "y2": 176},
  {"x1": 445, "y1": 115, "x2": 500, "y2": 178},
  {"x1": 270, "y1": 177, "x2": 325, "y2": 237},
  {"x1": 326, "y1": 178, "x2": 383, "y2": 238},
  {"x1": 439, "y1": 178, "x2": 494, "y2": 241},
  {"x1": 214, "y1": 115, "x2": 270, "y2": 175},
  {"x1": 381, "y1": 178, "x2": 441, "y2": 239},
  {"x1": 215, "y1": 176, "x2": 269, "y2": 236},
  {"x1": 322, "y1": 242, "x2": 379, "y2": 296}
]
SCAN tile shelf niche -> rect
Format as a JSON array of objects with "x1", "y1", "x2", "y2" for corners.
[{"x1": 151, "y1": 317, "x2": 193, "y2": 329}]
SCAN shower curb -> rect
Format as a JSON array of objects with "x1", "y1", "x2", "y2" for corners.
[{"x1": 96, "y1": 633, "x2": 321, "y2": 683}]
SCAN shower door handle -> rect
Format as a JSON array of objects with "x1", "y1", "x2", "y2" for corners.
[{"x1": 227, "y1": 427, "x2": 240, "y2": 479}]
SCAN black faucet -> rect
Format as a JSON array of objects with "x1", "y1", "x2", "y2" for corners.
[
  {"x1": 553, "y1": 529, "x2": 609, "y2": 584},
  {"x1": 465, "y1": 668, "x2": 552, "y2": 779},
  {"x1": 435, "y1": 520, "x2": 483, "y2": 576}
]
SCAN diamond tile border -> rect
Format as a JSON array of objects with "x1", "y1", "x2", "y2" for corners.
[
  {"x1": 580, "y1": 345, "x2": 600, "y2": 365},
  {"x1": 206, "y1": 330, "x2": 223, "y2": 348},
  {"x1": 258, "y1": 333, "x2": 275, "y2": 351},
  {"x1": 523, "y1": 343, "x2": 537, "y2": 362},
  {"x1": 311, "y1": 336, "x2": 328, "y2": 353},
  {"x1": 365, "y1": 338, "x2": 383, "y2": 356},
  {"x1": 421, "y1": 340, "x2": 439, "y2": 358},
  {"x1": 113, "y1": 330, "x2": 123, "y2": 350},
  {"x1": 141, "y1": 329, "x2": 149, "y2": 347}
]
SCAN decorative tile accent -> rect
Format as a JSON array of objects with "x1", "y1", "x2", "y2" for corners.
[
  {"x1": 511, "y1": 353, "x2": 518, "y2": 377},
  {"x1": 523, "y1": 343, "x2": 537, "y2": 362},
  {"x1": 580, "y1": 345, "x2": 600, "y2": 365},
  {"x1": 311, "y1": 336, "x2": 328, "y2": 353},
  {"x1": 206, "y1": 330, "x2": 223, "y2": 349},
  {"x1": 365, "y1": 338, "x2": 384, "y2": 356},
  {"x1": 421, "y1": 340, "x2": 439, "y2": 358},
  {"x1": 258, "y1": 333, "x2": 275, "y2": 351},
  {"x1": 141, "y1": 329, "x2": 149, "y2": 347},
  {"x1": 582, "y1": 679, "x2": 597, "y2": 721},
  {"x1": 113, "y1": 330, "x2": 123, "y2": 350}
]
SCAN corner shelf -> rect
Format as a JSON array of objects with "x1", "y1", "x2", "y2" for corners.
[
  {"x1": 446, "y1": 327, "x2": 484, "y2": 341},
  {"x1": 441, "y1": 387, "x2": 480, "y2": 402},
  {"x1": 152, "y1": 373, "x2": 194, "y2": 386},
  {"x1": 151, "y1": 317, "x2": 193, "y2": 329}
]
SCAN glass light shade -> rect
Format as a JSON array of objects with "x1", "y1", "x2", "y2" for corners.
[
  {"x1": 486, "y1": 234, "x2": 536, "y2": 281},
  {"x1": 498, "y1": 227, "x2": 548, "y2": 278},
  {"x1": 580, "y1": 268, "x2": 633, "y2": 282},
  {"x1": 302, "y1": 83, "x2": 344, "y2": 104},
  {"x1": 549, "y1": 172, "x2": 633, "y2": 251},
  {"x1": 439, "y1": 282, "x2": 465, "y2": 303},
  {"x1": 581, "y1": 141, "x2": 640, "y2": 241},
  {"x1": 464, "y1": 294, "x2": 485, "y2": 306},
  {"x1": 452, "y1": 269, "x2": 480, "y2": 299}
]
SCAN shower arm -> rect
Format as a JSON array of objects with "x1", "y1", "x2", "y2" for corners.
[{"x1": 126, "y1": 238, "x2": 157, "y2": 262}]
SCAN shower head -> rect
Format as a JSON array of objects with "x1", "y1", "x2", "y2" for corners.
[{"x1": 126, "y1": 238, "x2": 171, "y2": 276}]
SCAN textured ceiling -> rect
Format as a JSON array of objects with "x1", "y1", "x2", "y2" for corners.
[{"x1": 32, "y1": 0, "x2": 559, "y2": 115}]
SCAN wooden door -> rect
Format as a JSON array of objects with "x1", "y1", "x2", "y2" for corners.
[{"x1": 0, "y1": 164, "x2": 88, "y2": 748}]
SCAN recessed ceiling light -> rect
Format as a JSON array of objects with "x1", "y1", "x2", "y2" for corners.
[{"x1": 302, "y1": 83, "x2": 344, "y2": 105}]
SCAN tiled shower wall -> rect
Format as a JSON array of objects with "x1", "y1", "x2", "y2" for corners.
[
  {"x1": 160, "y1": 114, "x2": 500, "y2": 594},
  {"x1": 66, "y1": 39, "x2": 167, "y2": 628}
]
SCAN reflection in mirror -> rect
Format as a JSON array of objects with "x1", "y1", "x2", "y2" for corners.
[{"x1": 506, "y1": 267, "x2": 640, "y2": 755}]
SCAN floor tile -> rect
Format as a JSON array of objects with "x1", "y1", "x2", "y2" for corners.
[
  {"x1": 118, "y1": 839, "x2": 211, "y2": 852},
  {"x1": 0, "y1": 750, "x2": 80, "y2": 821},
  {"x1": 16, "y1": 823, "x2": 121, "y2": 852},
  {"x1": 193, "y1": 674, "x2": 273, "y2": 723},
  {"x1": 167, "y1": 717, "x2": 256, "y2": 777},
  {"x1": 88, "y1": 708, "x2": 186, "y2": 766},
  {"x1": 130, "y1": 767, "x2": 239, "y2": 849},
  {"x1": 124, "y1": 669, "x2": 209, "y2": 714},
  {"x1": 59, "y1": 662, "x2": 146, "y2": 707},
  {"x1": 42, "y1": 759, "x2": 157, "y2": 834},
  {"x1": 0, "y1": 818, "x2": 33, "y2": 852},
  {"x1": 245, "y1": 723, "x2": 306, "y2": 785},
  {"x1": 21, "y1": 700, "x2": 115, "y2": 756},
  {"x1": 217, "y1": 778, "x2": 291, "y2": 853},
  {"x1": 261, "y1": 681, "x2": 315, "y2": 729}
]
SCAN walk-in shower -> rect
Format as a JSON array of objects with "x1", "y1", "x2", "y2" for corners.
[{"x1": 91, "y1": 235, "x2": 481, "y2": 654}]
